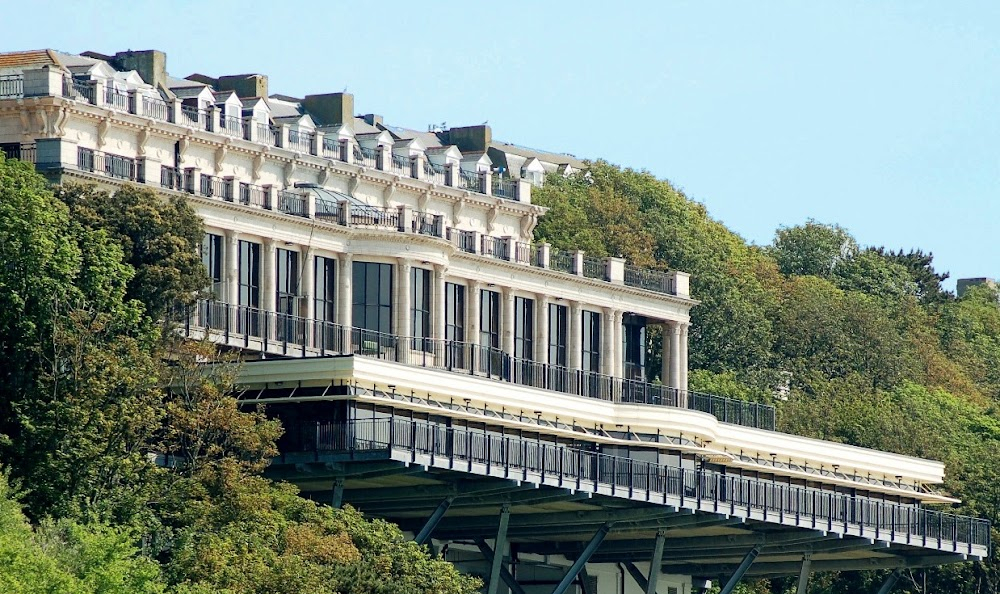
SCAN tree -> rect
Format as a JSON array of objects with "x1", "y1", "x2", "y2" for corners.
[
  {"x1": 769, "y1": 219, "x2": 858, "y2": 278},
  {"x1": 873, "y1": 247, "x2": 952, "y2": 305},
  {"x1": 55, "y1": 183, "x2": 208, "y2": 320}
]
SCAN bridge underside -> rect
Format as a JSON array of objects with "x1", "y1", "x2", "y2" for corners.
[{"x1": 268, "y1": 451, "x2": 970, "y2": 586}]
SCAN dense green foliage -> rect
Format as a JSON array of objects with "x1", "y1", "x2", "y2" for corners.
[
  {"x1": 533, "y1": 161, "x2": 1000, "y2": 593},
  {"x1": 0, "y1": 155, "x2": 478, "y2": 594}
]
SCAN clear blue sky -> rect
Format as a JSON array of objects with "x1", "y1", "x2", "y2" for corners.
[{"x1": 9, "y1": 1, "x2": 999, "y2": 290}]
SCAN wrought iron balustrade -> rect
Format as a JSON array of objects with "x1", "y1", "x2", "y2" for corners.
[
  {"x1": 624, "y1": 265, "x2": 674, "y2": 294},
  {"x1": 424, "y1": 162, "x2": 446, "y2": 185},
  {"x1": 160, "y1": 165, "x2": 183, "y2": 191},
  {"x1": 239, "y1": 182, "x2": 270, "y2": 208},
  {"x1": 64, "y1": 77, "x2": 96, "y2": 104},
  {"x1": 492, "y1": 176, "x2": 518, "y2": 201},
  {"x1": 412, "y1": 212, "x2": 443, "y2": 237},
  {"x1": 298, "y1": 416, "x2": 990, "y2": 556},
  {"x1": 287, "y1": 128, "x2": 315, "y2": 154},
  {"x1": 219, "y1": 115, "x2": 243, "y2": 138},
  {"x1": 180, "y1": 105, "x2": 207, "y2": 129},
  {"x1": 582, "y1": 256, "x2": 606, "y2": 280},
  {"x1": 447, "y1": 228, "x2": 476, "y2": 254},
  {"x1": 458, "y1": 170, "x2": 483, "y2": 193},
  {"x1": 315, "y1": 196, "x2": 341, "y2": 220},
  {"x1": 142, "y1": 95, "x2": 171, "y2": 122},
  {"x1": 77, "y1": 147, "x2": 136, "y2": 180},
  {"x1": 104, "y1": 86, "x2": 132, "y2": 112},
  {"x1": 549, "y1": 248, "x2": 576, "y2": 274},
  {"x1": 481, "y1": 235, "x2": 509, "y2": 261},
  {"x1": 355, "y1": 146, "x2": 380, "y2": 169},
  {"x1": 179, "y1": 300, "x2": 775, "y2": 430},
  {"x1": 351, "y1": 206, "x2": 401, "y2": 230},
  {"x1": 514, "y1": 242, "x2": 539, "y2": 266},
  {"x1": 322, "y1": 137, "x2": 347, "y2": 161},
  {"x1": 277, "y1": 190, "x2": 308, "y2": 217},
  {"x1": 390, "y1": 153, "x2": 413, "y2": 177}
]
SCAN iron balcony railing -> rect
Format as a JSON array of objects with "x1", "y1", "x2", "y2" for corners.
[
  {"x1": 1, "y1": 142, "x2": 36, "y2": 164},
  {"x1": 77, "y1": 147, "x2": 136, "y2": 181},
  {"x1": 625, "y1": 265, "x2": 675, "y2": 294},
  {"x1": 142, "y1": 95, "x2": 171, "y2": 122},
  {"x1": 514, "y1": 242, "x2": 539, "y2": 266},
  {"x1": 492, "y1": 176, "x2": 518, "y2": 201},
  {"x1": 412, "y1": 211, "x2": 443, "y2": 237},
  {"x1": 447, "y1": 228, "x2": 477, "y2": 254},
  {"x1": 350, "y1": 206, "x2": 401, "y2": 230},
  {"x1": 481, "y1": 235, "x2": 509, "y2": 261},
  {"x1": 64, "y1": 77, "x2": 96, "y2": 104},
  {"x1": 287, "y1": 128, "x2": 315, "y2": 153},
  {"x1": 322, "y1": 137, "x2": 347, "y2": 161},
  {"x1": 355, "y1": 146, "x2": 380, "y2": 169},
  {"x1": 239, "y1": 183, "x2": 271, "y2": 209},
  {"x1": 180, "y1": 300, "x2": 775, "y2": 430},
  {"x1": 104, "y1": 86, "x2": 133, "y2": 112},
  {"x1": 199, "y1": 174, "x2": 233, "y2": 201},
  {"x1": 219, "y1": 115, "x2": 243, "y2": 138},
  {"x1": 315, "y1": 196, "x2": 341, "y2": 220},
  {"x1": 582, "y1": 256, "x2": 606, "y2": 280},
  {"x1": 390, "y1": 153, "x2": 412, "y2": 177},
  {"x1": 458, "y1": 170, "x2": 483, "y2": 193},
  {"x1": 0, "y1": 74, "x2": 23, "y2": 99},
  {"x1": 160, "y1": 165, "x2": 183, "y2": 191},
  {"x1": 277, "y1": 190, "x2": 308, "y2": 217},
  {"x1": 255, "y1": 123, "x2": 280, "y2": 147},
  {"x1": 549, "y1": 248, "x2": 576, "y2": 274},
  {"x1": 180, "y1": 105, "x2": 210, "y2": 131},
  {"x1": 297, "y1": 417, "x2": 990, "y2": 556},
  {"x1": 424, "y1": 162, "x2": 446, "y2": 185}
]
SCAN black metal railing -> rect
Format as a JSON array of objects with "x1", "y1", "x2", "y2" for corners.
[
  {"x1": 219, "y1": 115, "x2": 243, "y2": 138},
  {"x1": 254, "y1": 123, "x2": 280, "y2": 147},
  {"x1": 458, "y1": 170, "x2": 483, "y2": 193},
  {"x1": 481, "y1": 235, "x2": 509, "y2": 261},
  {"x1": 625, "y1": 265, "x2": 674, "y2": 294},
  {"x1": 299, "y1": 416, "x2": 990, "y2": 556},
  {"x1": 322, "y1": 137, "x2": 347, "y2": 161},
  {"x1": 180, "y1": 300, "x2": 775, "y2": 430},
  {"x1": 1, "y1": 142, "x2": 35, "y2": 163},
  {"x1": 104, "y1": 86, "x2": 132, "y2": 112},
  {"x1": 550, "y1": 248, "x2": 576, "y2": 274},
  {"x1": 515, "y1": 242, "x2": 539, "y2": 266},
  {"x1": 160, "y1": 166, "x2": 183, "y2": 191},
  {"x1": 277, "y1": 190, "x2": 307, "y2": 217},
  {"x1": 355, "y1": 146, "x2": 380, "y2": 169},
  {"x1": 0, "y1": 74, "x2": 23, "y2": 99},
  {"x1": 351, "y1": 206, "x2": 401, "y2": 230},
  {"x1": 412, "y1": 212, "x2": 443, "y2": 237},
  {"x1": 424, "y1": 162, "x2": 446, "y2": 185},
  {"x1": 65, "y1": 77, "x2": 96, "y2": 104},
  {"x1": 447, "y1": 228, "x2": 476, "y2": 254},
  {"x1": 77, "y1": 147, "x2": 136, "y2": 180},
  {"x1": 287, "y1": 128, "x2": 315, "y2": 154},
  {"x1": 315, "y1": 196, "x2": 341, "y2": 220},
  {"x1": 239, "y1": 183, "x2": 271, "y2": 208},
  {"x1": 180, "y1": 105, "x2": 207, "y2": 129},
  {"x1": 492, "y1": 177, "x2": 518, "y2": 201},
  {"x1": 582, "y1": 256, "x2": 606, "y2": 280},
  {"x1": 390, "y1": 153, "x2": 413, "y2": 177},
  {"x1": 142, "y1": 95, "x2": 171, "y2": 122},
  {"x1": 199, "y1": 174, "x2": 233, "y2": 201}
]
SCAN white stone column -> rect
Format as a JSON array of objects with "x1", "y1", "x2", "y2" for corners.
[
  {"x1": 569, "y1": 301, "x2": 582, "y2": 370},
  {"x1": 396, "y1": 259, "x2": 411, "y2": 360},
  {"x1": 261, "y1": 239, "x2": 276, "y2": 312},
  {"x1": 301, "y1": 247, "x2": 314, "y2": 319},
  {"x1": 601, "y1": 307, "x2": 615, "y2": 377},
  {"x1": 613, "y1": 310, "x2": 624, "y2": 379},
  {"x1": 502, "y1": 287, "x2": 515, "y2": 356},
  {"x1": 337, "y1": 253, "x2": 353, "y2": 350},
  {"x1": 467, "y1": 280, "x2": 481, "y2": 345},
  {"x1": 669, "y1": 321, "x2": 682, "y2": 390},
  {"x1": 432, "y1": 265, "x2": 446, "y2": 361},
  {"x1": 534, "y1": 294, "x2": 549, "y2": 363},
  {"x1": 660, "y1": 323, "x2": 671, "y2": 386},
  {"x1": 396, "y1": 258, "x2": 412, "y2": 336},
  {"x1": 225, "y1": 230, "x2": 239, "y2": 306},
  {"x1": 680, "y1": 322, "x2": 690, "y2": 391}
]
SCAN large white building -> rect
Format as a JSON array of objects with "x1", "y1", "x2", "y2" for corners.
[{"x1": 0, "y1": 49, "x2": 989, "y2": 594}]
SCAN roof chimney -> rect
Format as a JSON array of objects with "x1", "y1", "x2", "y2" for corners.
[
  {"x1": 216, "y1": 74, "x2": 268, "y2": 98},
  {"x1": 363, "y1": 113, "x2": 383, "y2": 127},
  {"x1": 444, "y1": 125, "x2": 492, "y2": 152},
  {"x1": 302, "y1": 92, "x2": 354, "y2": 126},
  {"x1": 112, "y1": 50, "x2": 167, "y2": 90}
]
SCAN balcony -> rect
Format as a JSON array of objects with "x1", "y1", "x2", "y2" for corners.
[
  {"x1": 0, "y1": 74, "x2": 23, "y2": 99},
  {"x1": 287, "y1": 128, "x2": 314, "y2": 153},
  {"x1": 77, "y1": 147, "x2": 137, "y2": 181},
  {"x1": 179, "y1": 300, "x2": 775, "y2": 430},
  {"x1": 284, "y1": 415, "x2": 988, "y2": 558}
]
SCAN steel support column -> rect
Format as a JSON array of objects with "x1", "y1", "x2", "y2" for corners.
[
  {"x1": 646, "y1": 530, "x2": 666, "y2": 594},
  {"x1": 487, "y1": 505, "x2": 511, "y2": 594},
  {"x1": 331, "y1": 478, "x2": 344, "y2": 509},
  {"x1": 796, "y1": 554, "x2": 811, "y2": 594},
  {"x1": 550, "y1": 523, "x2": 611, "y2": 594},
  {"x1": 876, "y1": 569, "x2": 902, "y2": 594},
  {"x1": 623, "y1": 563, "x2": 649, "y2": 591},
  {"x1": 718, "y1": 546, "x2": 761, "y2": 594},
  {"x1": 414, "y1": 496, "x2": 455, "y2": 546},
  {"x1": 476, "y1": 540, "x2": 526, "y2": 594}
]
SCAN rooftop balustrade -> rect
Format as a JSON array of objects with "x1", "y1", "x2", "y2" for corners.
[
  {"x1": 77, "y1": 147, "x2": 137, "y2": 181},
  {"x1": 287, "y1": 128, "x2": 315, "y2": 153},
  {"x1": 458, "y1": 170, "x2": 484, "y2": 193},
  {"x1": 180, "y1": 300, "x2": 774, "y2": 430}
]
